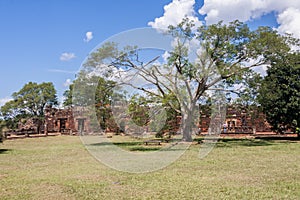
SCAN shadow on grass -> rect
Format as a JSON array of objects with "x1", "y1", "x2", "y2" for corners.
[
  {"x1": 216, "y1": 139, "x2": 275, "y2": 148},
  {"x1": 87, "y1": 141, "x2": 184, "y2": 152},
  {"x1": 129, "y1": 147, "x2": 161, "y2": 151},
  {"x1": 255, "y1": 136, "x2": 300, "y2": 141},
  {"x1": 89, "y1": 141, "x2": 143, "y2": 146},
  {"x1": 0, "y1": 149, "x2": 11, "y2": 154},
  {"x1": 194, "y1": 135, "x2": 300, "y2": 148}
]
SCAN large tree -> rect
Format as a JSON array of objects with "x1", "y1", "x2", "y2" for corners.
[
  {"x1": 82, "y1": 19, "x2": 298, "y2": 141},
  {"x1": 258, "y1": 53, "x2": 300, "y2": 134},
  {"x1": 0, "y1": 82, "x2": 58, "y2": 129},
  {"x1": 63, "y1": 72, "x2": 122, "y2": 131}
]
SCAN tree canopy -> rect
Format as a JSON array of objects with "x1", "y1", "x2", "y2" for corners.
[
  {"x1": 258, "y1": 53, "x2": 300, "y2": 133},
  {"x1": 63, "y1": 72, "x2": 123, "y2": 131},
  {"x1": 79, "y1": 19, "x2": 300, "y2": 141},
  {"x1": 0, "y1": 82, "x2": 57, "y2": 129}
]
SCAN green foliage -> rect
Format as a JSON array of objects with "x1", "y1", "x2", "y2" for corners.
[
  {"x1": 95, "y1": 78, "x2": 121, "y2": 131},
  {"x1": 231, "y1": 70, "x2": 263, "y2": 125},
  {"x1": 154, "y1": 93, "x2": 180, "y2": 138},
  {"x1": 64, "y1": 71, "x2": 100, "y2": 107},
  {"x1": 0, "y1": 82, "x2": 58, "y2": 129},
  {"x1": 127, "y1": 95, "x2": 150, "y2": 127},
  {"x1": 236, "y1": 71, "x2": 262, "y2": 105},
  {"x1": 154, "y1": 106, "x2": 178, "y2": 138},
  {"x1": 84, "y1": 42, "x2": 119, "y2": 70},
  {"x1": 82, "y1": 18, "x2": 299, "y2": 140},
  {"x1": 258, "y1": 53, "x2": 300, "y2": 133},
  {"x1": 62, "y1": 84, "x2": 73, "y2": 107},
  {"x1": 63, "y1": 72, "x2": 123, "y2": 131}
]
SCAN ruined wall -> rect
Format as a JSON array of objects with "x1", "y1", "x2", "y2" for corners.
[
  {"x1": 199, "y1": 106, "x2": 272, "y2": 133},
  {"x1": 18, "y1": 118, "x2": 43, "y2": 133},
  {"x1": 45, "y1": 107, "x2": 90, "y2": 134}
]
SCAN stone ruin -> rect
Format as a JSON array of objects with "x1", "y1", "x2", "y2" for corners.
[
  {"x1": 44, "y1": 106, "x2": 91, "y2": 135},
  {"x1": 8, "y1": 105, "x2": 273, "y2": 137},
  {"x1": 199, "y1": 106, "x2": 272, "y2": 133},
  {"x1": 18, "y1": 118, "x2": 43, "y2": 133}
]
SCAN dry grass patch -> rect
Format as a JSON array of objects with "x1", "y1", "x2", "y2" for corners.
[{"x1": 0, "y1": 135, "x2": 299, "y2": 199}]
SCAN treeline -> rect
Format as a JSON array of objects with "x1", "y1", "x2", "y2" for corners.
[{"x1": 1, "y1": 19, "x2": 300, "y2": 138}]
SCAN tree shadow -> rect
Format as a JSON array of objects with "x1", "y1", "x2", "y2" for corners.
[
  {"x1": 129, "y1": 147, "x2": 161, "y2": 151},
  {"x1": 88, "y1": 141, "x2": 143, "y2": 147},
  {"x1": 87, "y1": 142, "x2": 161, "y2": 152},
  {"x1": 255, "y1": 136, "x2": 299, "y2": 141},
  {"x1": 0, "y1": 149, "x2": 11, "y2": 154},
  {"x1": 215, "y1": 137, "x2": 299, "y2": 148},
  {"x1": 211, "y1": 138, "x2": 275, "y2": 148},
  {"x1": 87, "y1": 141, "x2": 184, "y2": 152}
]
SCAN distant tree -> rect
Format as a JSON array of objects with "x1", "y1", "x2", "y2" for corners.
[
  {"x1": 258, "y1": 53, "x2": 300, "y2": 134},
  {"x1": 83, "y1": 19, "x2": 299, "y2": 141},
  {"x1": 63, "y1": 84, "x2": 73, "y2": 107},
  {"x1": 127, "y1": 95, "x2": 150, "y2": 127},
  {"x1": 63, "y1": 72, "x2": 123, "y2": 131},
  {"x1": 0, "y1": 82, "x2": 58, "y2": 129},
  {"x1": 232, "y1": 70, "x2": 263, "y2": 130}
]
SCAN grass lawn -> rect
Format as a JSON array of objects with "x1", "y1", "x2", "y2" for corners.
[{"x1": 0, "y1": 135, "x2": 299, "y2": 200}]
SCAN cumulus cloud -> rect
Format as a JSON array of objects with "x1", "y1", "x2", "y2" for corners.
[
  {"x1": 148, "y1": 0, "x2": 202, "y2": 30},
  {"x1": 198, "y1": 0, "x2": 300, "y2": 39},
  {"x1": 199, "y1": 0, "x2": 300, "y2": 24},
  {"x1": 84, "y1": 31, "x2": 93, "y2": 42},
  {"x1": 277, "y1": 7, "x2": 300, "y2": 38},
  {"x1": 199, "y1": 0, "x2": 266, "y2": 24},
  {"x1": 60, "y1": 52, "x2": 76, "y2": 61},
  {"x1": 150, "y1": 0, "x2": 300, "y2": 39},
  {"x1": 63, "y1": 78, "x2": 72, "y2": 87}
]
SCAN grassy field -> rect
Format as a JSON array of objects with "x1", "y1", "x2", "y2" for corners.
[{"x1": 0, "y1": 135, "x2": 299, "y2": 200}]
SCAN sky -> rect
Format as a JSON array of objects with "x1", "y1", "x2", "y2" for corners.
[{"x1": 1, "y1": 0, "x2": 299, "y2": 107}]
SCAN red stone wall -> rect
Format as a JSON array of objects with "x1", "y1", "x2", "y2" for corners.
[{"x1": 199, "y1": 106, "x2": 272, "y2": 133}]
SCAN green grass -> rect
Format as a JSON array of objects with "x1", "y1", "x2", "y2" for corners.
[{"x1": 0, "y1": 135, "x2": 299, "y2": 199}]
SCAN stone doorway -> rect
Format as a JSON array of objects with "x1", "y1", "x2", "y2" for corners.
[{"x1": 58, "y1": 118, "x2": 67, "y2": 132}]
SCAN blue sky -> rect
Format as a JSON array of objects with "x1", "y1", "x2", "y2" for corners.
[
  {"x1": 0, "y1": 0, "x2": 298, "y2": 106},
  {"x1": 0, "y1": 0, "x2": 173, "y2": 104}
]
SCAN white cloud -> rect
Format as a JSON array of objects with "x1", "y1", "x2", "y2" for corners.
[
  {"x1": 199, "y1": 0, "x2": 266, "y2": 24},
  {"x1": 198, "y1": 0, "x2": 300, "y2": 39},
  {"x1": 277, "y1": 7, "x2": 300, "y2": 39},
  {"x1": 60, "y1": 52, "x2": 76, "y2": 61},
  {"x1": 199, "y1": 0, "x2": 300, "y2": 24},
  {"x1": 150, "y1": 0, "x2": 300, "y2": 40},
  {"x1": 84, "y1": 31, "x2": 93, "y2": 42},
  {"x1": 148, "y1": 0, "x2": 202, "y2": 30},
  {"x1": 0, "y1": 97, "x2": 12, "y2": 107},
  {"x1": 63, "y1": 78, "x2": 72, "y2": 87}
]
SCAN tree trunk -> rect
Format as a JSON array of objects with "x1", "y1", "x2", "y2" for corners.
[
  {"x1": 181, "y1": 105, "x2": 196, "y2": 142},
  {"x1": 44, "y1": 122, "x2": 48, "y2": 136}
]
